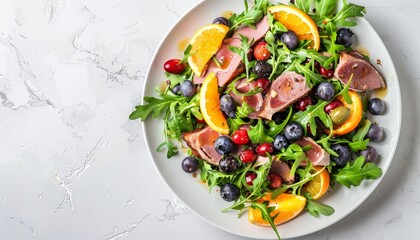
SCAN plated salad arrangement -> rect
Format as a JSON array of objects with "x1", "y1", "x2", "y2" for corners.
[{"x1": 130, "y1": 0, "x2": 388, "y2": 238}]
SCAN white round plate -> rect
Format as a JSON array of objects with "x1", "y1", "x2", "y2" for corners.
[{"x1": 142, "y1": 0, "x2": 401, "y2": 239}]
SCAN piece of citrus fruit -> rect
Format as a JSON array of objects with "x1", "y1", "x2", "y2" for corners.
[
  {"x1": 303, "y1": 166, "x2": 330, "y2": 200},
  {"x1": 199, "y1": 72, "x2": 229, "y2": 134},
  {"x1": 328, "y1": 90, "x2": 363, "y2": 136},
  {"x1": 188, "y1": 24, "x2": 229, "y2": 77},
  {"x1": 268, "y1": 4, "x2": 320, "y2": 50},
  {"x1": 248, "y1": 193, "x2": 306, "y2": 226}
]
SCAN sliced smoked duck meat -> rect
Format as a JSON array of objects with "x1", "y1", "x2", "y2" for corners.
[
  {"x1": 258, "y1": 72, "x2": 310, "y2": 120},
  {"x1": 229, "y1": 78, "x2": 264, "y2": 118},
  {"x1": 295, "y1": 137, "x2": 330, "y2": 166},
  {"x1": 334, "y1": 51, "x2": 386, "y2": 91},
  {"x1": 194, "y1": 16, "x2": 269, "y2": 87},
  {"x1": 182, "y1": 126, "x2": 222, "y2": 165}
]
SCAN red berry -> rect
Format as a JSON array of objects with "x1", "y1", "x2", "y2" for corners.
[
  {"x1": 324, "y1": 99, "x2": 344, "y2": 114},
  {"x1": 268, "y1": 173, "x2": 282, "y2": 189},
  {"x1": 256, "y1": 143, "x2": 274, "y2": 156},
  {"x1": 319, "y1": 66, "x2": 334, "y2": 78},
  {"x1": 245, "y1": 172, "x2": 257, "y2": 186},
  {"x1": 239, "y1": 148, "x2": 257, "y2": 163},
  {"x1": 256, "y1": 78, "x2": 270, "y2": 94},
  {"x1": 164, "y1": 59, "x2": 186, "y2": 74},
  {"x1": 295, "y1": 96, "x2": 313, "y2": 111},
  {"x1": 231, "y1": 129, "x2": 250, "y2": 145},
  {"x1": 253, "y1": 41, "x2": 271, "y2": 61},
  {"x1": 196, "y1": 117, "x2": 206, "y2": 124}
]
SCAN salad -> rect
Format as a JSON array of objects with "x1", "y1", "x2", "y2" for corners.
[{"x1": 130, "y1": 0, "x2": 387, "y2": 238}]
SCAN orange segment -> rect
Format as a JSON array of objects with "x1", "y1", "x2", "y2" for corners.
[
  {"x1": 188, "y1": 24, "x2": 230, "y2": 76},
  {"x1": 268, "y1": 5, "x2": 320, "y2": 50},
  {"x1": 303, "y1": 166, "x2": 330, "y2": 200},
  {"x1": 330, "y1": 91, "x2": 363, "y2": 136},
  {"x1": 199, "y1": 72, "x2": 229, "y2": 134},
  {"x1": 248, "y1": 193, "x2": 306, "y2": 226}
]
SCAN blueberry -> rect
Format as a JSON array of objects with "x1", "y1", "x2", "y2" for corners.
[
  {"x1": 284, "y1": 121, "x2": 304, "y2": 141},
  {"x1": 359, "y1": 146, "x2": 378, "y2": 162},
  {"x1": 331, "y1": 143, "x2": 352, "y2": 166},
  {"x1": 172, "y1": 84, "x2": 181, "y2": 95},
  {"x1": 273, "y1": 134, "x2": 290, "y2": 151},
  {"x1": 212, "y1": 17, "x2": 230, "y2": 27},
  {"x1": 220, "y1": 183, "x2": 240, "y2": 202},
  {"x1": 317, "y1": 82, "x2": 335, "y2": 101},
  {"x1": 219, "y1": 155, "x2": 239, "y2": 174},
  {"x1": 220, "y1": 94, "x2": 236, "y2": 114},
  {"x1": 279, "y1": 30, "x2": 299, "y2": 50},
  {"x1": 180, "y1": 80, "x2": 196, "y2": 97},
  {"x1": 368, "y1": 98, "x2": 385, "y2": 115},
  {"x1": 366, "y1": 124, "x2": 384, "y2": 142},
  {"x1": 253, "y1": 61, "x2": 272, "y2": 78},
  {"x1": 181, "y1": 156, "x2": 199, "y2": 173},
  {"x1": 336, "y1": 28, "x2": 354, "y2": 47},
  {"x1": 214, "y1": 136, "x2": 234, "y2": 155}
]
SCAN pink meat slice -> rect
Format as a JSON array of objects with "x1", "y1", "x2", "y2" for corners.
[
  {"x1": 334, "y1": 51, "x2": 386, "y2": 91},
  {"x1": 194, "y1": 16, "x2": 269, "y2": 87},
  {"x1": 295, "y1": 137, "x2": 330, "y2": 166},
  {"x1": 229, "y1": 78, "x2": 263, "y2": 118},
  {"x1": 182, "y1": 126, "x2": 222, "y2": 165},
  {"x1": 258, "y1": 72, "x2": 310, "y2": 120}
]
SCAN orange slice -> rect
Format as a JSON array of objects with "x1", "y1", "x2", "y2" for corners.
[
  {"x1": 330, "y1": 90, "x2": 363, "y2": 136},
  {"x1": 303, "y1": 166, "x2": 330, "y2": 200},
  {"x1": 188, "y1": 24, "x2": 230, "y2": 76},
  {"x1": 199, "y1": 72, "x2": 229, "y2": 134},
  {"x1": 248, "y1": 193, "x2": 306, "y2": 226},
  {"x1": 268, "y1": 5, "x2": 320, "y2": 50}
]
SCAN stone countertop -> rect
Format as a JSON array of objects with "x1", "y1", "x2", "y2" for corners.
[{"x1": 0, "y1": 0, "x2": 419, "y2": 239}]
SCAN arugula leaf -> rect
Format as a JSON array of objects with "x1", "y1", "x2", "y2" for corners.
[
  {"x1": 292, "y1": 100, "x2": 333, "y2": 136},
  {"x1": 129, "y1": 93, "x2": 184, "y2": 121},
  {"x1": 165, "y1": 67, "x2": 194, "y2": 87},
  {"x1": 229, "y1": 0, "x2": 271, "y2": 30},
  {"x1": 331, "y1": 0, "x2": 366, "y2": 27},
  {"x1": 250, "y1": 202, "x2": 281, "y2": 240},
  {"x1": 223, "y1": 155, "x2": 273, "y2": 212},
  {"x1": 332, "y1": 155, "x2": 382, "y2": 188},
  {"x1": 248, "y1": 119, "x2": 274, "y2": 144},
  {"x1": 229, "y1": 34, "x2": 254, "y2": 80},
  {"x1": 352, "y1": 119, "x2": 372, "y2": 142},
  {"x1": 266, "y1": 107, "x2": 293, "y2": 138},
  {"x1": 294, "y1": 0, "x2": 312, "y2": 13},
  {"x1": 304, "y1": 193, "x2": 335, "y2": 218},
  {"x1": 315, "y1": 0, "x2": 337, "y2": 17},
  {"x1": 180, "y1": 44, "x2": 192, "y2": 64},
  {"x1": 156, "y1": 110, "x2": 179, "y2": 158},
  {"x1": 227, "y1": 102, "x2": 254, "y2": 133}
]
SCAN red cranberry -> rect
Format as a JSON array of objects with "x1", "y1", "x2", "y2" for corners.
[
  {"x1": 239, "y1": 149, "x2": 257, "y2": 163},
  {"x1": 256, "y1": 143, "x2": 274, "y2": 156},
  {"x1": 195, "y1": 117, "x2": 206, "y2": 124},
  {"x1": 231, "y1": 129, "x2": 250, "y2": 145},
  {"x1": 319, "y1": 66, "x2": 334, "y2": 78},
  {"x1": 268, "y1": 173, "x2": 282, "y2": 189},
  {"x1": 253, "y1": 41, "x2": 271, "y2": 61},
  {"x1": 295, "y1": 96, "x2": 313, "y2": 111},
  {"x1": 324, "y1": 99, "x2": 344, "y2": 114},
  {"x1": 256, "y1": 78, "x2": 270, "y2": 94},
  {"x1": 164, "y1": 59, "x2": 186, "y2": 74},
  {"x1": 245, "y1": 172, "x2": 258, "y2": 185}
]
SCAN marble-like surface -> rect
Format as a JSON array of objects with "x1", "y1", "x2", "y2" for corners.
[{"x1": 0, "y1": 0, "x2": 419, "y2": 239}]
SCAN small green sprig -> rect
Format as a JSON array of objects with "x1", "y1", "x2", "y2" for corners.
[{"x1": 332, "y1": 155, "x2": 382, "y2": 188}]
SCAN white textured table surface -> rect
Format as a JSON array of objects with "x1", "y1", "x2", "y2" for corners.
[{"x1": 0, "y1": 0, "x2": 419, "y2": 239}]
